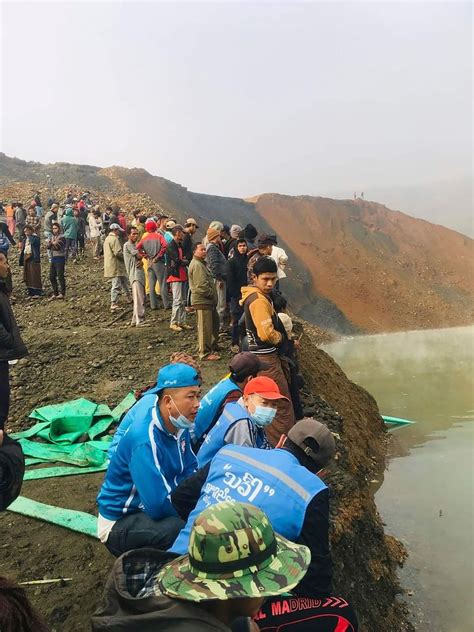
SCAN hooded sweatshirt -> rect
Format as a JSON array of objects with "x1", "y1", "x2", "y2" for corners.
[
  {"x1": 240, "y1": 286, "x2": 283, "y2": 354},
  {"x1": 91, "y1": 547, "x2": 231, "y2": 631},
  {"x1": 60, "y1": 208, "x2": 78, "y2": 239}
]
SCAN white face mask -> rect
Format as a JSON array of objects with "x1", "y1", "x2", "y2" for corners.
[
  {"x1": 249, "y1": 395, "x2": 277, "y2": 427},
  {"x1": 169, "y1": 397, "x2": 193, "y2": 430}
]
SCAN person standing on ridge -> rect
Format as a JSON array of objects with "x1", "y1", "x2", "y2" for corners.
[
  {"x1": 205, "y1": 227, "x2": 227, "y2": 332},
  {"x1": 268, "y1": 234, "x2": 288, "y2": 290},
  {"x1": 182, "y1": 218, "x2": 198, "y2": 263},
  {"x1": 60, "y1": 206, "x2": 78, "y2": 261},
  {"x1": 137, "y1": 219, "x2": 168, "y2": 310},
  {"x1": 47, "y1": 222, "x2": 67, "y2": 299},
  {"x1": 104, "y1": 223, "x2": 131, "y2": 311},
  {"x1": 226, "y1": 237, "x2": 249, "y2": 351},
  {"x1": 240, "y1": 256, "x2": 295, "y2": 444},
  {"x1": 0, "y1": 252, "x2": 28, "y2": 431},
  {"x1": 247, "y1": 234, "x2": 274, "y2": 284},
  {"x1": 14, "y1": 202, "x2": 26, "y2": 242},
  {"x1": 89, "y1": 209, "x2": 103, "y2": 259},
  {"x1": 43, "y1": 203, "x2": 58, "y2": 261},
  {"x1": 19, "y1": 226, "x2": 42, "y2": 298},
  {"x1": 167, "y1": 225, "x2": 190, "y2": 332},
  {"x1": 123, "y1": 226, "x2": 146, "y2": 326},
  {"x1": 188, "y1": 242, "x2": 220, "y2": 361}
]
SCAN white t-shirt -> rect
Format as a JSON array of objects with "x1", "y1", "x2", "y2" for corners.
[
  {"x1": 97, "y1": 514, "x2": 116, "y2": 543},
  {"x1": 271, "y1": 245, "x2": 288, "y2": 279}
]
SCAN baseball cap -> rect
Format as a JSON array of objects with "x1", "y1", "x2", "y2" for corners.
[
  {"x1": 148, "y1": 363, "x2": 201, "y2": 395},
  {"x1": 258, "y1": 233, "x2": 274, "y2": 246},
  {"x1": 156, "y1": 501, "x2": 310, "y2": 602},
  {"x1": 185, "y1": 217, "x2": 199, "y2": 228},
  {"x1": 109, "y1": 222, "x2": 124, "y2": 232},
  {"x1": 165, "y1": 220, "x2": 176, "y2": 230},
  {"x1": 287, "y1": 418, "x2": 336, "y2": 467},
  {"x1": 243, "y1": 375, "x2": 289, "y2": 401},
  {"x1": 229, "y1": 352, "x2": 269, "y2": 379}
]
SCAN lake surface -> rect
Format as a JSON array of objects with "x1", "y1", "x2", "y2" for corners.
[{"x1": 324, "y1": 326, "x2": 474, "y2": 632}]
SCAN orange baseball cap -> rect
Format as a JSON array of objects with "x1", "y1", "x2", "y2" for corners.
[{"x1": 243, "y1": 376, "x2": 289, "y2": 401}]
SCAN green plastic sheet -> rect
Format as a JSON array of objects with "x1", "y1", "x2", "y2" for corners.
[
  {"x1": 6, "y1": 393, "x2": 136, "y2": 537},
  {"x1": 7, "y1": 496, "x2": 98, "y2": 538},
  {"x1": 18, "y1": 439, "x2": 108, "y2": 467},
  {"x1": 24, "y1": 464, "x2": 107, "y2": 480},
  {"x1": 10, "y1": 393, "x2": 135, "y2": 466},
  {"x1": 11, "y1": 392, "x2": 135, "y2": 445}
]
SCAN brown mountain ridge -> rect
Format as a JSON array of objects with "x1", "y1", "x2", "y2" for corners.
[{"x1": 1, "y1": 152, "x2": 472, "y2": 333}]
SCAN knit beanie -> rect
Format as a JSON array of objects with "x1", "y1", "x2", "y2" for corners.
[
  {"x1": 207, "y1": 227, "x2": 221, "y2": 242},
  {"x1": 244, "y1": 223, "x2": 258, "y2": 240},
  {"x1": 230, "y1": 224, "x2": 242, "y2": 239},
  {"x1": 209, "y1": 220, "x2": 224, "y2": 231}
]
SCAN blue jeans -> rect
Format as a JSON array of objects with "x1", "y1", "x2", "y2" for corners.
[{"x1": 105, "y1": 512, "x2": 184, "y2": 557}]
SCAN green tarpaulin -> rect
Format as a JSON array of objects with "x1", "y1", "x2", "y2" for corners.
[
  {"x1": 7, "y1": 392, "x2": 136, "y2": 537},
  {"x1": 7, "y1": 496, "x2": 99, "y2": 538},
  {"x1": 24, "y1": 464, "x2": 107, "y2": 480},
  {"x1": 10, "y1": 392, "x2": 135, "y2": 466}
]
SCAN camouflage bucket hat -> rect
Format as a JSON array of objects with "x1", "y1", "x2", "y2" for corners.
[{"x1": 156, "y1": 501, "x2": 310, "y2": 602}]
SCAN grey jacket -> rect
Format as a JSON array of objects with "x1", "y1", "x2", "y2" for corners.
[
  {"x1": 206, "y1": 243, "x2": 227, "y2": 281},
  {"x1": 123, "y1": 241, "x2": 145, "y2": 285}
]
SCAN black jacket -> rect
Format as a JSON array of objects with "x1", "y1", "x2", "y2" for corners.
[
  {"x1": 166, "y1": 239, "x2": 188, "y2": 279},
  {"x1": 0, "y1": 434, "x2": 25, "y2": 511},
  {"x1": 226, "y1": 253, "x2": 248, "y2": 298},
  {"x1": 0, "y1": 282, "x2": 28, "y2": 361},
  {"x1": 181, "y1": 232, "x2": 193, "y2": 263}
]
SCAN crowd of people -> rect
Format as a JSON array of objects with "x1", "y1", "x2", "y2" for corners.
[{"x1": 0, "y1": 189, "x2": 359, "y2": 632}]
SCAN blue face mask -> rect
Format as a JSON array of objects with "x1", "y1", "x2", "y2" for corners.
[
  {"x1": 169, "y1": 398, "x2": 194, "y2": 430},
  {"x1": 250, "y1": 404, "x2": 277, "y2": 427}
]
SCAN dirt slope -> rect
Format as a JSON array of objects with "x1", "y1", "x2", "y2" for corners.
[
  {"x1": 252, "y1": 193, "x2": 474, "y2": 331},
  {"x1": 0, "y1": 254, "x2": 410, "y2": 631},
  {"x1": 1, "y1": 152, "x2": 472, "y2": 333}
]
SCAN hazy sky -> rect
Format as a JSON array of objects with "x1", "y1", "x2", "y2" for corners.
[{"x1": 1, "y1": 2, "x2": 472, "y2": 209}]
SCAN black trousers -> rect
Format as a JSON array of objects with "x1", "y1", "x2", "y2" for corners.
[
  {"x1": 105, "y1": 512, "x2": 184, "y2": 557},
  {"x1": 49, "y1": 261, "x2": 66, "y2": 296},
  {"x1": 0, "y1": 361, "x2": 10, "y2": 430}
]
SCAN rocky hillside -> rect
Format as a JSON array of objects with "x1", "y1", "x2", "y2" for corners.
[
  {"x1": 0, "y1": 257, "x2": 410, "y2": 632},
  {"x1": 1, "y1": 152, "x2": 472, "y2": 333}
]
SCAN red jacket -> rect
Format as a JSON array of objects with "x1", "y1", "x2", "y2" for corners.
[
  {"x1": 118, "y1": 214, "x2": 127, "y2": 232},
  {"x1": 137, "y1": 232, "x2": 167, "y2": 260}
]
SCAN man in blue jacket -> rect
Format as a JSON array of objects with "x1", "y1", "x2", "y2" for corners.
[
  {"x1": 193, "y1": 351, "x2": 268, "y2": 446},
  {"x1": 96, "y1": 363, "x2": 201, "y2": 556},
  {"x1": 171, "y1": 418, "x2": 336, "y2": 598},
  {"x1": 196, "y1": 375, "x2": 285, "y2": 468}
]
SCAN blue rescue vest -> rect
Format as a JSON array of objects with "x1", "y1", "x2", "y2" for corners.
[
  {"x1": 196, "y1": 401, "x2": 268, "y2": 468},
  {"x1": 193, "y1": 377, "x2": 241, "y2": 440},
  {"x1": 171, "y1": 445, "x2": 327, "y2": 555}
]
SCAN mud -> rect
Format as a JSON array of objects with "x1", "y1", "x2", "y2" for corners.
[{"x1": 0, "y1": 249, "x2": 411, "y2": 631}]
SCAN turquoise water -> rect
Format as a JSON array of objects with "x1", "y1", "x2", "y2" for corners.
[{"x1": 324, "y1": 326, "x2": 474, "y2": 632}]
